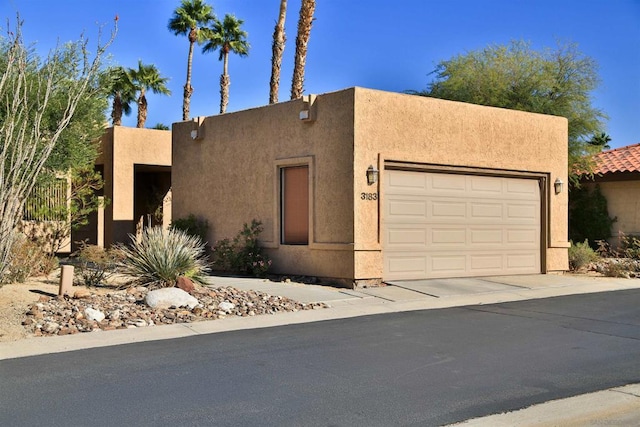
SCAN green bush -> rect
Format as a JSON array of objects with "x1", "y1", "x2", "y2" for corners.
[
  {"x1": 73, "y1": 243, "x2": 120, "y2": 287},
  {"x1": 116, "y1": 227, "x2": 210, "y2": 288},
  {"x1": 568, "y1": 239, "x2": 599, "y2": 271},
  {"x1": 211, "y1": 220, "x2": 272, "y2": 277},
  {"x1": 569, "y1": 184, "x2": 616, "y2": 249},
  {"x1": 170, "y1": 214, "x2": 209, "y2": 243}
]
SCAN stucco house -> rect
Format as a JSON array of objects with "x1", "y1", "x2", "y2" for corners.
[
  {"x1": 73, "y1": 126, "x2": 172, "y2": 250},
  {"x1": 582, "y1": 143, "x2": 640, "y2": 244},
  {"x1": 172, "y1": 87, "x2": 569, "y2": 287}
]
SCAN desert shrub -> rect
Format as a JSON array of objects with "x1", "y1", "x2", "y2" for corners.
[
  {"x1": 602, "y1": 261, "x2": 629, "y2": 278},
  {"x1": 1, "y1": 234, "x2": 58, "y2": 284},
  {"x1": 211, "y1": 219, "x2": 272, "y2": 277},
  {"x1": 595, "y1": 239, "x2": 615, "y2": 258},
  {"x1": 116, "y1": 227, "x2": 210, "y2": 289},
  {"x1": 619, "y1": 233, "x2": 640, "y2": 260},
  {"x1": 568, "y1": 239, "x2": 598, "y2": 271},
  {"x1": 569, "y1": 185, "x2": 616, "y2": 249},
  {"x1": 73, "y1": 243, "x2": 120, "y2": 287},
  {"x1": 171, "y1": 214, "x2": 209, "y2": 243}
]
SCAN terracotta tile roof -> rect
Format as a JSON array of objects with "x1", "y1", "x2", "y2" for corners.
[{"x1": 592, "y1": 143, "x2": 640, "y2": 175}]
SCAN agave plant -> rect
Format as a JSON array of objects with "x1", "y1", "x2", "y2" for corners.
[{"x1": 117, "y1": 227, "x2": 210, "y2": 288}]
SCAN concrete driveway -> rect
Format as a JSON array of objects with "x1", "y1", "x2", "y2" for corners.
[{"x1": 367, "y1": 274, "x2": 638, "y2": 301}]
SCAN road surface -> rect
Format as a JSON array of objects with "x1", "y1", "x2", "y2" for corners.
[{"x1": 2, "y1": 289, "x2": 639, "y2": 426}]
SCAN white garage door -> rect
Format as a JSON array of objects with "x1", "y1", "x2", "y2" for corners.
[{"x1": 383, "y1": 170, "x2": 541, "y2": 280}]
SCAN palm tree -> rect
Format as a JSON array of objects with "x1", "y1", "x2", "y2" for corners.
[
  {"x1": 588, "y1": 132, "x2": 612, "y2": 150},
  {"x1": 168, "y1": 0, "x2": 215, "y2": 121},
  {"x1": 269, "y1": 0, "x2": 287, "y2": 104},
  {"x1": 105, "y1": 66, "x2": 136, "y2": 126},
  {"x1": 290, "y1": 0, "x2": 315, "y2": 100},
  {"x1": 201, "y1": 14, "x2": 250, "y2": 114},
  {"x1": 129, "y1": 61, "x2": 171, "y2": 128}
]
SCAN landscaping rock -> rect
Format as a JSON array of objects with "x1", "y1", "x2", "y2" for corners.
[
  {"x1": 218, "y1": 301, "x2": 235, "y2": 312},
  {"x1": 73, "y1": 289, "x2": 91, "y2": 299},
  {"x1": 176, "y1": 276, "x2": 195, "y2": 293},
  {"x1": 145, "y1": 287, "x2": 199, "y2": 309},
  {"x1": 22, "y1": 285, "x2": 329, "y2": 337},
  {"x1": 85, "y1": 307, "x2": 105, "y2": 322}
]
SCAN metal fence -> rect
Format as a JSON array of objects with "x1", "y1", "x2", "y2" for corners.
[{"x1": 23, "y1": 178, "x2": 69, "y2": 222}]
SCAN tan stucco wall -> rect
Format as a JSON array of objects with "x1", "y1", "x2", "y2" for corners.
[
  {"x1": 172, "y1": 87, "x2": 569, "y2": 283},
  {"x1": 96, "y1": 127, "x2": 171, "y2": 247},
  {"x1": 585, "y1": 180, "x2": 640, "y2": 240},
  {"x1": 351, "y1": 88, "x2": 569, "y2": 276},
  {"x1": 172, "y1": 91, "x2": 356, "y2": 280}
]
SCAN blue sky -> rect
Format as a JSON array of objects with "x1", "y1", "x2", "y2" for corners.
[{"x1": 2, "y1": 0, "x2": 638, "y2": 148}]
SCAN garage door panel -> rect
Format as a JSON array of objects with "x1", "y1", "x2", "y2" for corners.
[
  {"x1": 506, "y1": 203, "x2": 539, "y2": 221},
  {"x1": 388, "y1": 199, "x2": 428, "y2": 218},
  {"x1": 507, "y1": 179, "x2": 538, "y2": 195},
  {"x1": 431, "y1": 174, "x2": 466, "y2": 192},
  {"x1": 470, "y1": 254, "x2": 504, "y2": 271},
  {"x1": 432, "y1": 200, "x2": 467, "y2": 218},
  {"x1": 386, "y1": 228, "x2": 428, "y2": 247},
  {"x1": 469, "y1": 228, "x2": 503, "y2": 244},
  {"x1": 431, "y1": 228, "x2": 466, "y2": 245},
  {"x1": 470, "y1": 176, "x2": 503, "y2": 193},
  {"x1": 506, "y1": 229, "x2": 537, "y2": 244},
  {"x1": 470, "y1": 202, "x2": 503, "y2": 219},
  {"x1": 506, "y1": 253, "x2": 538, "y2": 269},
  {"x1": 386, "y1": 256, "x2": 427, "y2": 278},
  {"x1": 384, "y1": 170, "x2": 541, "y2": 280},
  {"x1": 431, "y1": 255, "x2": 467, "y2": 273},
  {"x1": 387, "y1": 171, "x2": 427, "y2": 192}
]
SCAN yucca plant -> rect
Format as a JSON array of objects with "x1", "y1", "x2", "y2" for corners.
[{"x1": 117, "y1": 227, "x2": 210, "y2": 288}]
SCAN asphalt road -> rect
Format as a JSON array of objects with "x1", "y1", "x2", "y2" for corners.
[{"x1": 2, "y1": 289, "x2": 639, "y2": 426}]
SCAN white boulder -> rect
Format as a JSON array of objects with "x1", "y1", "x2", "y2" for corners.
[
  {"x1": 85, "y1": 307, "x2": 106, "y2": 322},
  {"x1": 145, "y1": 287, "x2": 198, "y2": 309},
  {"x1": 218, "y1": 301, "x2": 235, "y2": 313}
]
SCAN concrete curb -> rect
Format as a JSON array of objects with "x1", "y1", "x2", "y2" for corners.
[{"x1": 447, "y1": 383, "x2": 640, "y2": 426}]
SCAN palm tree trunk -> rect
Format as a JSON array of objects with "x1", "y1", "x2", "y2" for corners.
[
  {"x1": 291, "y1": 0, "x2": 315, "y2": 100},
  {"x1": 112, "y1": 94, "x2": 123, "y2": 126},
  {"x1": 270, "y1": 0, "x2": 287, "y2": 104},
  {"x1": 219, "y1": 53, "x2": 230, "y2": 114},
  {"x1": 183, "y1": 36, "x2": 196, "y2": 121},
  {"x1": 220, "y1": 73, "x2": 230, "y2": 114},
  {"x1": 137, "y1": 92, "x2": 147, "y2": 128}
]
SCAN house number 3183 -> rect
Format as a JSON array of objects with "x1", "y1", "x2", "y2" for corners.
[{"x1": 360, "y1": 192, "x2": 378, "y2": 201}]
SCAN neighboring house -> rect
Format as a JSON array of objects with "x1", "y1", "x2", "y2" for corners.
[
  {"x1": 73, "y1": 126, "x2": 172, "y2": 251},
  {"x1": 582, "y1": 143, "x2": 640, "y2": 244},
  {"x1": 172, "y1": 87, "x2": 569, "y2": 287}
]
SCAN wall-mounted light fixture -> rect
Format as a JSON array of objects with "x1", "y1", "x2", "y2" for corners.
[
  {"x1": 366, "y1": 165, "x2": 379, "y2": 185},
  {"x1": 299, "y1": 94, "x2": 317, "y2": 122},
  {"x1": 191, "y1": 116, "x2": 205, "y2": 140},
  {"x1": 554, "y1": 178, "x2": 564, "y2": 195}
]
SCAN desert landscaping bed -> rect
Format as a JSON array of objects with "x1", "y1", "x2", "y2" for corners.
[{"x1": 0, "y1": 274, "x2": 327, "y2": 342}]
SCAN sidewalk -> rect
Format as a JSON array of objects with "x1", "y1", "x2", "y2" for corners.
[{"x1": 1, "y1": 274, "x2": 639, "y2": 425}]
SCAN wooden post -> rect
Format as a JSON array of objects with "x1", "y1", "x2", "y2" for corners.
[{"x1": 58, "y1": 265, "x2": 74, "y2": 296}]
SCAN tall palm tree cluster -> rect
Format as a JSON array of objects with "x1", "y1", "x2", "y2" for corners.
[
  {"x1": 169, "y1": 0, "x2": 250, "y2": 116},
  {"x1": 107, "y1": 0, "x2": 316, "y2": 127},
  {"x1": 105, "y1": 62, "x2": 171, "y2": 128}
]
